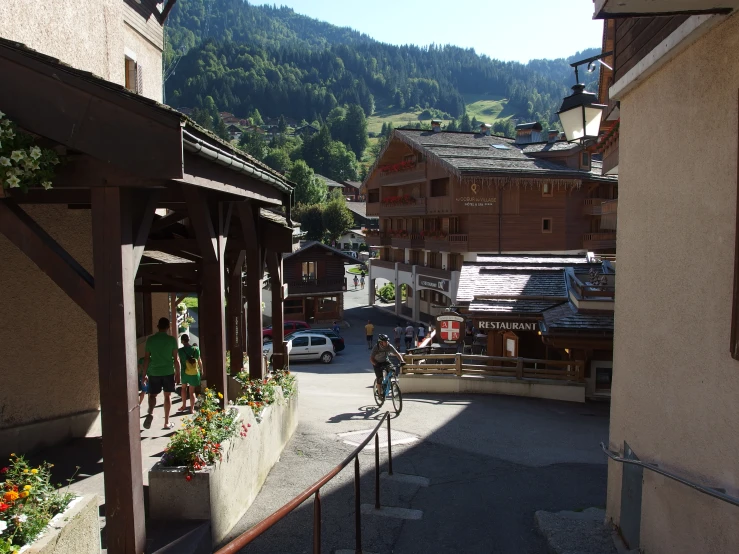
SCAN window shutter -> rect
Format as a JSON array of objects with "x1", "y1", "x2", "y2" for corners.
[{"x1": 136, "y1": 62, "x2": 144, "y2": 95}]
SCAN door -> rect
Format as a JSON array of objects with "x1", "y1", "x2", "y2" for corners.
[
  {"x1": 305, "y1": 297, "x2": 315, "y2": 322},
  {"x1": 503, "y1": 331, "x2": 518, "y2": 357},
  {"x1": 290, "y1": 336, "x2": 310, "y2": 360},
  {"x1": 309, "y1": 336, "x2": 329, "y2": 360}
]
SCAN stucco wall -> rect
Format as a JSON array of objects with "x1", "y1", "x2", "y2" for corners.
[
  {"x1": 0, "y1": 0, "x2": 123, "y2": 84},
  {"x1": 0, "y1": 206, "x2": 98, "y2": 432},
  {"x1": 123, "y1": 23, "x2": 163, "y2": 103},
  {"x1": 609, "y1": 13, "x2": 739, "y2": 553}
]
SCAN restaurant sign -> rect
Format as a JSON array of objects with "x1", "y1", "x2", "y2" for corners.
[
  {"x1": 436, "y1": 311, "x2": 465, "y2": 344},
  {"x1": 418, "y1": 275, "x2": 450, "y2": 293},
  {"x1": 478, "y1": 321, "x2": 538, "y2": 332}
]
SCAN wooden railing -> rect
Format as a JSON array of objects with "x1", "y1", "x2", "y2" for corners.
[
  {"x1": 584, "y1": 198, "x2": 609, "y2": 215},
  {"x1": 583, "y1": 232, "x2": 617, "y2": 250},
  {"x1": 287, "y1": 278, "x2": 346, "y2": 293},
  {"x1": 401, "y1": 353, "x2": 584, "y2": 382},
  {"x1": 601, "y1": 199, "x2": 618, "y2": 214},
  {"x1": 370, "y1": 259, "x2": 395, "y2": 270},
  {"x1": 569, "y1": 273, "x2": 615, "y2": 299},
  {"x1": 374, "y1": 162, "x2": 426, "y2": 186},
  {"x1": 424, "y1": 233, "x2": 468, "y2": 253},
  {"x1": 379, "y1": 197, "x2": 427, "y2": 216}
]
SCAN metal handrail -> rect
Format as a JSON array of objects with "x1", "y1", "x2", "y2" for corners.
[
  {"x1": 600, "y1": 443, "x2": 739, "y2": 508},
  {"x1": 216, "y1": 411, "x2": 395, "y2": 554}
]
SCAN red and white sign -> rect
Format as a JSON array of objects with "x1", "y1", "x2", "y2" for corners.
[{"x1": 440, "y1": 320, "x2": 461, "y2": 342}]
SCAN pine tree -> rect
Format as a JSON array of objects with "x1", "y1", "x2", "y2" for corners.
[
  {"x1": 460, "y1": 113, "x2": 472, "y2": 132},
  {"x1": 251, "y1": 108, "x2": 264, "y2": 126},
  {"x1": 278, "y1": 114, "x2": 288, "y2": 134}
]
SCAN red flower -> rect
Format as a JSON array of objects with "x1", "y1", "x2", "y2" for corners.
[
  {"x1": 0, "y1": 502, "x2": 10, "y2": 511},
  {"x1": 0, "y1": 467, "x2": 7, "y2": 474},
  {"x1": 185, "y1": 474, "x2": 192, "y2": 482}
]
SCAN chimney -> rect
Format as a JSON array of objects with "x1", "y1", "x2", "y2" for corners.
[
  {"x1": 515, "y1": 122, "x2": 543, "y2": 145},
  {"x1": 548, "y1": 129, "x2": 559, "y2": 143},
  {"x1": 431, "y1": 119, "x2": 442, "y2": 133},
  {"x1": 480, "y1": 123, "x2": 492, "y2": 136}
]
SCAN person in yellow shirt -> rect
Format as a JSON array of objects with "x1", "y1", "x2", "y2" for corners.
[{"x1": 365, "y1": 320, "x2": 374, "y2": 350}]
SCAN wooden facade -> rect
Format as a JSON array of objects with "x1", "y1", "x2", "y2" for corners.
[{"x1": 282, "y1": 242, "x2": 356, "y2": 323}]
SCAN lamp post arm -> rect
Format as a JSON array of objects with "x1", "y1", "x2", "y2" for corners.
[{"x1": 570, "y1": 51, "x2": 614, "y2": 84}]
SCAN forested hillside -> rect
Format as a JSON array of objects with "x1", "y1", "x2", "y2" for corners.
[{"x1": 164, "y1": 0, "x2": 599, "y2": 126}]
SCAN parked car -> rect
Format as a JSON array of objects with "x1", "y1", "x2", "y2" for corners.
[
  {"x1": 263, "y1": 320, "x2": 310, "y2": 340},
  {"x1": 263, "y1": 333, "x2": 335, "y2": 364},
  {"x1": 286, "y1": 329, "x2": 345, "y2": 352}
]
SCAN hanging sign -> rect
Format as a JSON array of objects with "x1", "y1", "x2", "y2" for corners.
[
  {"x1": 436, "y1": 311, "x2": 465, "y2": 344},
  {"x1": 418, "y1": 275, "x2": 450, "y2": 293}
]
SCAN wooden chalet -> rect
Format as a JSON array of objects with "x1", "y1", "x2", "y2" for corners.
[
  {"x1": 346, "y1": 201, "x2": 379, "y2": 230},
  {"x1": 456, "y1": 255, "x2": 615, "y2": 399},
  {"x1": 280, "y1": 241, "x2": 358, "y2": 323},
  {"x1": 0, "y1": 33, "x2": 296, "y2": 553},
  {"x1": 343, "y1": 180, "x2": 364, "y2": 201},
  {"x1": 364, "y1": 125, "x2": 618, "y2": 322}
]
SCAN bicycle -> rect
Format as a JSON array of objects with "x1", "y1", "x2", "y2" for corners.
[{"x1": 373, "y1": 361, "x2": 404, "y2": 414}]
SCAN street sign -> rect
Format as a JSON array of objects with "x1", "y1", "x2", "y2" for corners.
[{"x1": 436, "y1": 311, "x2": 465, "y2": 345}]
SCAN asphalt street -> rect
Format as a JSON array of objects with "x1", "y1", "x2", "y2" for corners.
[{"x1": 226, "y1": 274, "x2": 611, "y2": 554}]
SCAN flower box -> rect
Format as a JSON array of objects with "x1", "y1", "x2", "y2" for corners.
[
  {"x1": 148, "y1": 387, "x2": 298, "y2": 547},
  {"x1": 20, "y1": 495, "x2": 100, "y2": 554}
]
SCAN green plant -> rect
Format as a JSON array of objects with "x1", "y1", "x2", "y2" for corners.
[
  {"x1": 233, "y1": 373, "x2": 277, "y2": 418},
  {"x1": 376, "y1": 282, "x2": 395, "y2": 302},
  {"x1": 161, "y1": 389, "x2": 247, "y2": 480},
  {"x1": 0, "y1": 112, "x2": 59, "y2": 193},
  {"x1": 0, "y1": 455, "x2": 75, "y2": 553},
  {"x1": 271, "y1": 369, "x2": 297, "y2": 400}
]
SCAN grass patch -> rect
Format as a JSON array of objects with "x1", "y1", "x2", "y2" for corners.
[
  {"x1": 462, "y1": 94, "x2": 516, "y2": 124},
  {"x1": 368, "y1": 104, "x2": 452, "y2": 134},
  {"x1": 347, "y1": 266, "x2": 368, "y2": 275}
]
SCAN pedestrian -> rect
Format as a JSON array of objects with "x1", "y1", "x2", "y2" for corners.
[
  {"x1": 353, "y1": 275, "x2": 359, "y2": 290},
  {"x1": 332, "y1": 320, "x2": 341, "y2": 337},
  {"x1": 360, "y1": 273, "x2": 365, "y2": 290},
  {"x1": 393, "y1": 322, "x2": 403, "y2": 349},
  {"x1": 405, "y1": 321, "x2": 415, "y2": 351},
  {"x1": 141, "y1": 317, "x2": 181, "y2": 430},
  {"x1": 137, "y1": 357, "x2": 148, "y2": 405},
  {"x1": 417, "y1": 323, "x2": 426, "y2": 345},
  {"x1": 365, "y1": 319, "x2": 374, "y2": 349},
  {"x1": 178, "y1": 334, "x2": 203, "y2": 415}
]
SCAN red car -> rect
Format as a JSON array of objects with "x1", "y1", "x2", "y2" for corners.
[{"x1": 263, "y1": 320, "x2": 310, "y2": 340}]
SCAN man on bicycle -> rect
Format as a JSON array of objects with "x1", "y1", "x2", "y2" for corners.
[{"x1": 370, "y1": 333, "x2": 404, "y2": 398}]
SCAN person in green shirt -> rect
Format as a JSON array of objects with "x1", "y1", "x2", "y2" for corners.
[
  {"x1": 142, "y1": 317, "x2": 181, "y2": 430},
  {"x1": 178, "y1": 334, "x2": 204, "y2": 415}
]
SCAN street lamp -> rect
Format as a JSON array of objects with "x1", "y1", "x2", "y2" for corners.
[{"x1": 557, "y1": 52, "x2": 612, "y2": 144}]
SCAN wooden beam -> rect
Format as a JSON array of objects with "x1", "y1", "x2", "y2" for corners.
[
  {"x1": 227, "y1": 251, "x2": 246, "y2": 375},
  {"x1": 132, "y1": 190, "x2": 160, "y2": 273},
  {"x1": 91, "y1": 187, "x2": 146, "y2": 554},
  {"x1": 150, "y1": 211, "x2": 187, "y2": 233},
  {"x1": 160, "y1": 0, "x2": 178, "y2": 22},
  {"x1": 136, "y1": 284, "x2": 199, "y2": 293},
  {"x1": 239, "y1": 202, "x2": 265, "y2": 379},
  {"x1": 0, "y1": 200, "x2": 95, "y2": 318},
  {"x1": 266, "y1": 251, "x2": 286, "y2": 370},
  {"x1": 183, "y1": 186, "x2": 218, "y2": 263},
  {"x1": 5, "y1": 188, "x2": 92, "y2": 204}
]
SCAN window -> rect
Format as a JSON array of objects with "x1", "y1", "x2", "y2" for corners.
[
  {"x1": 449, "y1": 217, "x2": 460, "y2": 234},
  {"x1": 311, "y1": 337, "x2": 327, "y2": 346},
  {"x1": 292, "y1": 337, "x2": 309, "y2": 347},
  {"x1": 368, "y1": 190, "x2": 380, "y2": 203},
  {"x1": 301, "y1": 261, "x2": 316, "y2": 280},
  {"x1": 403, "y1": 154, "x2": 416, "y2": 163},
  {"x1": 431, "y1": 178, "x2": 449, "y2": 197},
  {"x1": 124, "y1": 54, "x2": 142, "y2": 95},
  {"x1": 317, "y1": 297, "x2": 338, "y2": 313},
  {"x1": 492, "y1": 144, "x2": 510, "y2": 150},
  {"x1": 542, "y1": 183, "x2": 553, "y2": 197},
  {"x1": 284, "y1": 300, "x2": 303, "y2": 315},
  {"x1": 542, "y1": 218, "x2": 553, "y2": 233},
  {"x1": 581, "y1": 152, "x2": 591, "y2": 169}
]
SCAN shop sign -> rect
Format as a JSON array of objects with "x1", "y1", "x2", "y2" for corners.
[
  {"x1": 455, "y1": 181, "x2": 498, "y2": 208},
  {"x1": 436, "y1": 311, "x2": 465, "y2": 344},
  {"x1": 418, "y1": 275, "x2": 450, "y2": 293},
  {"x1": 478, "y1": 321, "x2": 538, "y2": 332}
]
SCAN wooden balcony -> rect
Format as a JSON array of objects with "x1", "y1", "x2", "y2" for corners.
[
  {"x1": 286, "y1": 278, "x2": 347, "y2": 295},
  {"x1": 365, "y1": 231, "x2": 391, "y2": 246},
  {"x1": 424, "y1": 233, "x2": 468, "y2": 253},
  {"x1": 602, "y1": 199, "x2": 617, "y2": 215},
  {"x1": 583, "y1": 232, "x2": 617, "y2": 251},
  {"x1": 373, "y1": 162, "x2": 427, "y2": 187},
  {"x1": 584, "y1": 198, "x2": 609, "y2": 215},
  {"x1": 379, "y1": 196, "x2": 427, "y2": 216},
  {"x1": 366, "y1": 202, "x2": 380, "y2": 217},
  {"x1": 391, "y1": 233, "x2": 424, "y2": 249},
  {"x1": 427, "y1": 196, "x2": 454, "y2": 215},
  {"x1": 569, "y1": 272, "x2": 615, "y2": 300}
]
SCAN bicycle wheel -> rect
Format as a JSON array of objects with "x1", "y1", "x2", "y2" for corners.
[
  {"x1": 390, "y1": 380, "x2": 403, "y2": 414},
  {"x1": 373, "y1": 381, "x2": 385, "y2": 407}
]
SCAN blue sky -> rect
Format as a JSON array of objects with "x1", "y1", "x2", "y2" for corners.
[{"x1": 264, "y1": 0, "x2": 603, "y2": 63}]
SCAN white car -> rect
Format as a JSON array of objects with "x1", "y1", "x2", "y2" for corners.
[{"x1": 264, "y1": 332, "x2": 335, "y2": 364}]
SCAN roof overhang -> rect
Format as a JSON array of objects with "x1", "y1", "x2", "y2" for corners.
[{"x1": 594, "y1": 0, "x2": 737, "y2": 18}]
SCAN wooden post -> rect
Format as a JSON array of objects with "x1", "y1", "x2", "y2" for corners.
[
  {"x1": 515, "y1": 357, "x2": 524, "y2": 380},
  {"x1": 455, "y1": 353, "x2": 463, "y2": 376},
  {"x1": 228, "y1": 252, "x2": 246, "y2": 376},
  {"x1": 238, "y1": 202, "x2": 264, "y2": 380},
  {"x1": 91, "y1": 187, "x2": 145, "y2": 554},
  {"x1": 267, "y1": 251, "x2": 285, "y2": 370}
]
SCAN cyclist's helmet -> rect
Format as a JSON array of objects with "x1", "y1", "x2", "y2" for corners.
[{"x1": 378, "y1": 333, "x2": 390, "y2": 342}]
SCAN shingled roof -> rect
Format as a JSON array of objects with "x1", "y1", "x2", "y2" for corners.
[
  {"x1": 540, "y1": 302, "x2": 614, "y2": 334},
  {"x1": 392, "y1": 130, "x2": 616, "y2": 182},
  {"x1": 457, "y1": 266, "x2": 569, "y2": 303}
]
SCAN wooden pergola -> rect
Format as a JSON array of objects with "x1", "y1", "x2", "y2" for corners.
[{"x1": 0, "y1": 38, "x2": 294, "y2": 553}]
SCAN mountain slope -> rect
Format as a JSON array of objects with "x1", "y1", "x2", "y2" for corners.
[{"x1": 164, "y1": 0, "x2": 599, "y2": 127}]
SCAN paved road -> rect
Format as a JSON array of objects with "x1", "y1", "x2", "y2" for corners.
[{"x1": 227, "y1": 301, "x2": 610, "y2": 554}]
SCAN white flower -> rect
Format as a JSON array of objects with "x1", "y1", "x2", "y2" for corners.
[
  {"x1": 29, "y1": 146, "x2": 42, "y2": 160},
  {"x1": 6, "y1": 175, "x2": 20, "y2": 188},
  {"x1": 10, "y1": 150, "x2": 25, "y2": 162},
  {"x1": 13, "y1": 514, "x2": 27, "y2": 523},
  {"x1": 42, "y1": 181, "x2": 52, "y2": 190},
  {"x1": 0, "y1": 519, "x2": 7, "y2": 533},
  {"x1": 0, "y1": 157, "x2": 10, "y2": 167}
]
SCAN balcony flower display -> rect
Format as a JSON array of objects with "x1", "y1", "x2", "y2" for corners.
[
  {"x1": 420, "y1": 230, "x2": 447, "y2": 239},
  {"x1": 378, "y1": 160, "x2": 416, "y2": 174},
  {"x1": 388, "y1": 229, "x2": 409, "y2": 238},
  {"x1": 381, "y1": 194, "x2": 416, "y2": 207}
]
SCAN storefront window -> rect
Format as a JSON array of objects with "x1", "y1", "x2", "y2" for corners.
[
  {"x1": 284, "y1": 299, "x2": 303, "y2": 315},
  {"x1": 318, "y1": 296, "x2": 339, "y2": 314}
]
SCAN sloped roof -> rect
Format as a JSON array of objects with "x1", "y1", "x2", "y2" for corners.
[
  {"x1": 474, "y1": 254, "x2": 593, "y2": 265},
  {"x1": 469, "y1": 299, "x2": 564, "y2": 313},
  {"x1": 344, "y1": 181, "x2": 362, "y2": 190},
  {"x1": 315, "y1": 174, "x2": 344, "y2": 188},
  {"x1": 345, "y1": 202, "x2": 378, "y2": 220},
  {"x1": 457, "y1": 266, "x2": 569, "y2": 303},
  {"x1": 540, "y1": 302, "x2": 614, "y2": 334},
  {"x1": 284, "y1": 240, "x2": 360, "y2": 263}
]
